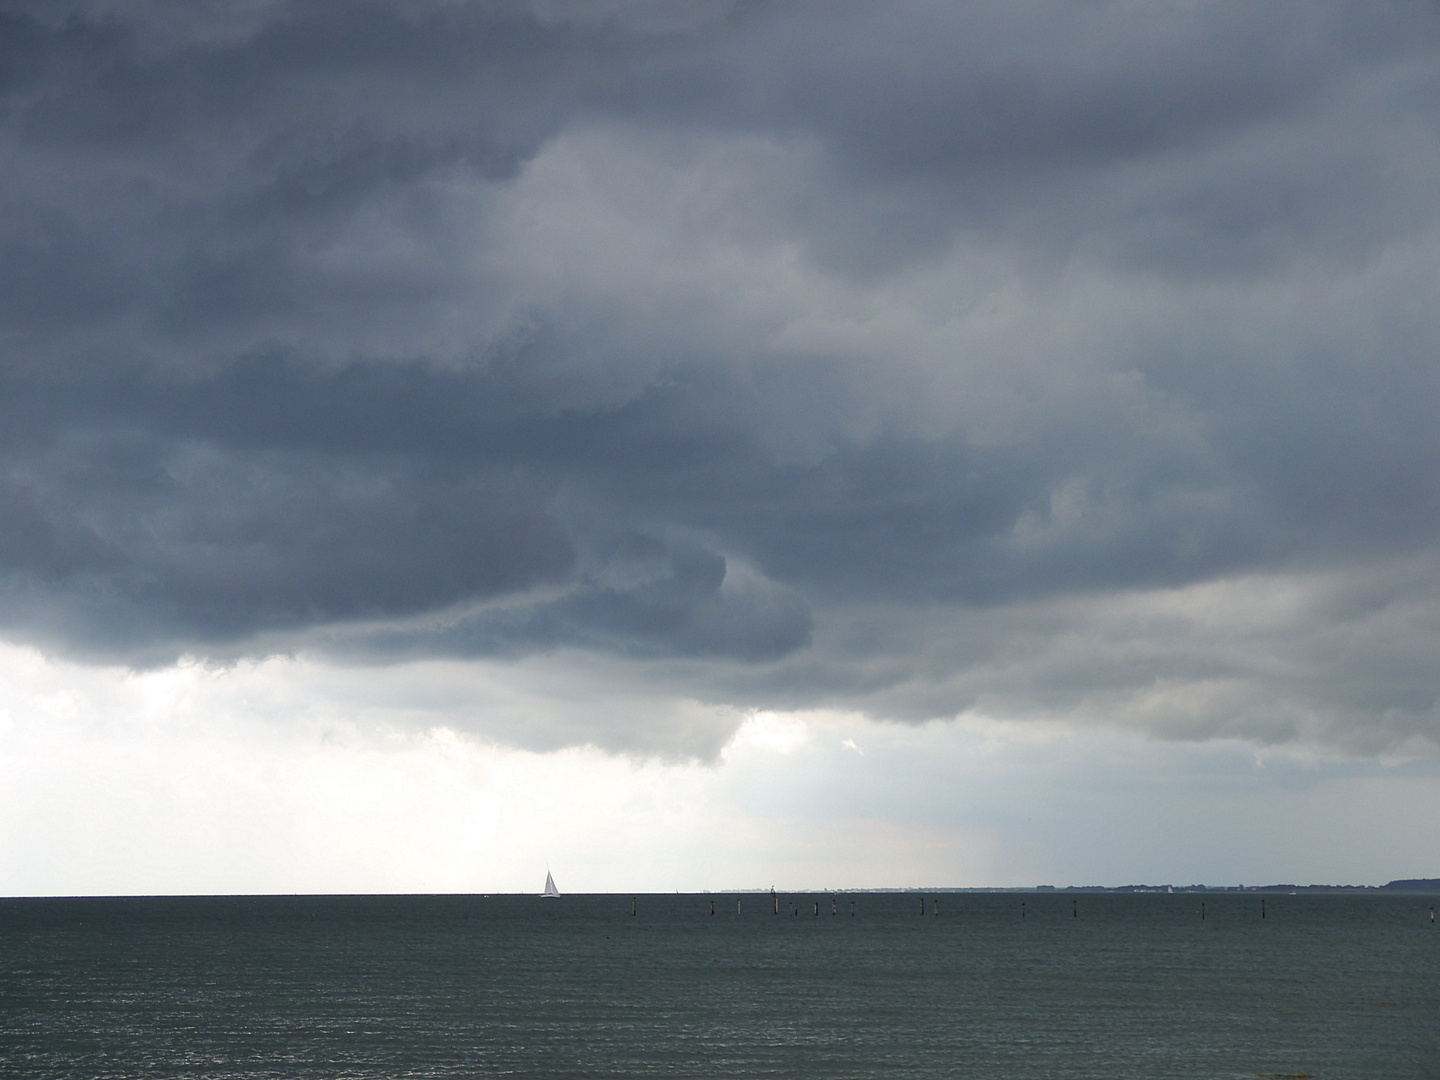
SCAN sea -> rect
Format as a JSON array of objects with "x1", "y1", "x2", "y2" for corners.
[{"x1": 1, "y1": 890, "x2": 1436, "y2": 1079}]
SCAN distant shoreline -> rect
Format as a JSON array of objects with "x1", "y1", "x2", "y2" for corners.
[{"x1": 704, "y1": 879, "x2": 1440, "y2": 895}]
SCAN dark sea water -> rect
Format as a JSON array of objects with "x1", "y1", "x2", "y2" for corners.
[{"x1": 2, "y1": 891, "x2": 1437, "y2": 1079}]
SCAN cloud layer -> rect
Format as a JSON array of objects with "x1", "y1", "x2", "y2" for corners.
[{"x1": 3, "y1": 0, "x2": 1440, "y2": 753}]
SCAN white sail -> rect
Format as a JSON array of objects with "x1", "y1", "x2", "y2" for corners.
[{"x1": 541, "y1": 870, "x2": 560, "y2": 897}]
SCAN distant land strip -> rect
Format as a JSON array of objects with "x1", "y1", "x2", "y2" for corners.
[{"x1": 704, "y1": 880, "x2": 1440, "y2": 894}]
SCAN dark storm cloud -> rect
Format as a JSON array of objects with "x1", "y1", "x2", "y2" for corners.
[
  {"x1": 2, "y1": 0, "x2": 1439, "y2": 749},
  {"x1": 0, "y1": 424, "x2": 575, "y2": 657}
]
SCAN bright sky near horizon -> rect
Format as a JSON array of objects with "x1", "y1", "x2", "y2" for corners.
[{"x1": 3, "y1": 0, "x2": 1440, "y2": 894}]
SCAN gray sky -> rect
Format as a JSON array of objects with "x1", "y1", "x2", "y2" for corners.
[{"x1": 3, "y1": 0, "x2": 1439, "y2": 892}]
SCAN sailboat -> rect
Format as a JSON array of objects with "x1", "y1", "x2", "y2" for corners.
[{"x1": 540, "y1": 869, "x2": 560, "y2": 898}]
